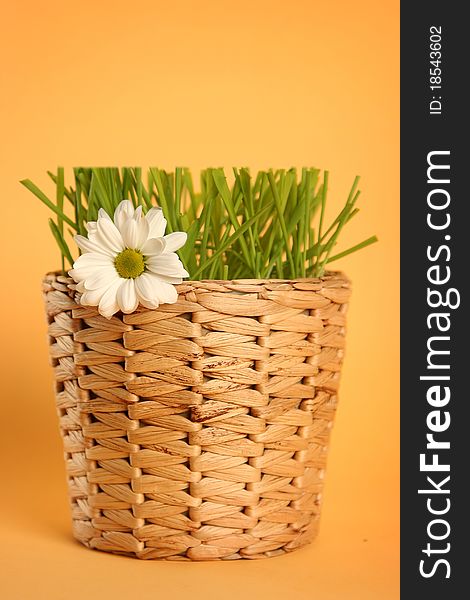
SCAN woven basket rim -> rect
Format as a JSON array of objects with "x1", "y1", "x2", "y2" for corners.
[{"x1": 44, "y1": 270, "x2": 351, "y2": 285}]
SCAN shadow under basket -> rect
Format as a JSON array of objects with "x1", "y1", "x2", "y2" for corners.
[{"x1": 43, "y1": 272, "x2": 351, "y2": 561}]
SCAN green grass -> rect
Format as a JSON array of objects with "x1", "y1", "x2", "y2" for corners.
[{"x1": 20, "y1": 167, "x2": 377, "y2": 279}]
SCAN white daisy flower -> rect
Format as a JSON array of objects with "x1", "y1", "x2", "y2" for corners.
[{"x1": 69, "y1": 200, "x2": 189, "y2": 319}]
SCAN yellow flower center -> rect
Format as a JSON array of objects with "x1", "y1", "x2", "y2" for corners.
[{"x1": 114, "y1": 248, "x2": 145, "y2": 278}]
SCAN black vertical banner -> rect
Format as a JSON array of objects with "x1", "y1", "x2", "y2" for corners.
[{"x1": 401, "y1": 3, "x2": 467, "y2": 598}]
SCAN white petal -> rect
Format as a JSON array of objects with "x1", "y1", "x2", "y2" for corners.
[
  {"x1": 73, "y1": 252, "x2": 113, "y2": 268},
  {"x1": 74, "y1": 235, "x2": 114, "y2": 256},
  {"x1": 116, "y1": 278, "x2": 139, "y2": 313},
  {"x1": 98, "y1": 278, "x2": 124, "y2": 319},
  {"x1": 134, "y1": 217, "x2": 149, "y2": 248},
  {"x1": 80, "y1": 286, "x2": 109, "y2": 306},
  {"x1": 135, "y1": 272, "x2": 178, "y2": 305},
  {"x1": 69, "y1": 253, "x2": 114, "y2": 281},
  {"x1": 142, "y1": 237, "x2": 165, "y2": 256},
  {"x1": 135, "y1": 274, "x2": 160, "y2": 309},
  {"x1": 133, "y1": 205, "x2": 143, "y2": 220},
  {"x1": 98, "y1": 207, "x2": 113, "y2": 221},
  {"x1": 69, "y1": 269, "x2": 79, "y2": 283},
  {"x1": 146, "y1": 207, "x2": 167, "y2": 238},
  {"x1": 82, "y1": 268, "x2": 118, "y2": 291},
  {"x1": 85, "y1": 221, "x2": 97, "y2": 234},
  {"x1": 121, "y1": 217, "x2": 149, "y2": 249},
  {"x1": 145, "y1": 273, "x2": 184, "y2": 285},
  {"x1": 153, "y1": 279, "x2": 179, "y2": 304},
  {"x1": 96, "y1": 217, "x2": 125, "y2": 253},
  {"x1": 138, "y1": 298, "x2": 160, "y2": 310},
  {"x1": 114, "y1": 200, "x2": 135, "y2": 230},
  {"x1": 162, "y1": 232, "x2": 187, "y2": 253},
  {"x1": 146, "y1": 253, "x2": 189, "y2": 278}
]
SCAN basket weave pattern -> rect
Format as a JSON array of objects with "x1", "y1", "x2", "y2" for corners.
[{"x1": 43, "y1": 272, "x2": 350, "y2": 560}]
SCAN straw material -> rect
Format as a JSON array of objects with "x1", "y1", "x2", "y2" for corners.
[{"x1": 43, "y1": 272, "x2": 350, "y2": 561}]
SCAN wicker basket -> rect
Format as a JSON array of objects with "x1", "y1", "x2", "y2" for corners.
[{"x1": 43, "y1": 271, "x2": 350, "y2": 561}]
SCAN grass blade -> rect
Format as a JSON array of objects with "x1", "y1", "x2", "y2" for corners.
[
  {"x1": 192, "y1": 201, "x2": 274, "y2": 279},
  {"x1": 267, "y1": 171, "x2": 295, "y2": 277},
  {"x1": 326, "y1": 235, "x2": 379, "y2": 263},
  {"x1": 20, "y1": 179, "x2": 77, "y2": 230},
  {"x1": 49, "y1": 219, "x2": 74, "y2": 267},
  {"x1": 22, "y1": 167, "x2": 377, "y2": 279},
  {"x1": 56, "y1": 167, "x2": 65, "y2": 272}
]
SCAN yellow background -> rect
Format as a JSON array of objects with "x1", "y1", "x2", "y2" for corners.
[{"x1": 0, "y1": 1, "x2": 399, "y2": 598}]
